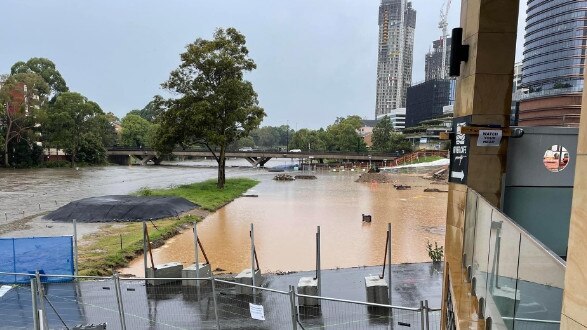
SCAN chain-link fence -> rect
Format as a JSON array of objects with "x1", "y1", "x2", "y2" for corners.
[{"x1": 0, "y1": 271, "x2": 441, "y2": 330}]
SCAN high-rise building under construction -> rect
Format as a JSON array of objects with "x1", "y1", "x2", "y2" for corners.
[{"x1": 375, "y1": 0, "x2": 416, "y2": 119}]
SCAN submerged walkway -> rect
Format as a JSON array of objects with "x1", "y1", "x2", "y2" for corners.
[{"x1": 0, "y1": 263, "x2": 442, "y2": 329}]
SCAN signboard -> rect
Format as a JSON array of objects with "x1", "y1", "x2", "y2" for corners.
[
  {"x1": 449, "y1": 116, "x2": 470, "y2": 183},
  {"x1": 249, "y1": 303, "x2": 266, "y2": 321},
  {"x1": 477, "y1": 130, "x2": 502, "y2": 147},
  {"x1": 420, "y1": 138, "x2": 428, "y2": 144},
  {"x1": 0, "y1": 285, "x2": 11, "y2": 298}
]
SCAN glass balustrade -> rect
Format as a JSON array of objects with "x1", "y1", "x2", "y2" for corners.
[{"x1": 462, "y1": 189, "x2": 565, "y2": 329}]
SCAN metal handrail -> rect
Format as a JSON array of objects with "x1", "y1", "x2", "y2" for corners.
[
  {"x1": 214, "y1": 278, "x2": 288, "y2": 294},
  {"x1": 501, "y1": 316, "x2": 561, "y2": 324},
  {"x1": 295, "y1": 293, "x2": 421, "y2": 311}
]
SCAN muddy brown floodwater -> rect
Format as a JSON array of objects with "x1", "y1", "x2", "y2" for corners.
[{"x1": 121, "y1": 171, "x2": 447, "y2": 275}]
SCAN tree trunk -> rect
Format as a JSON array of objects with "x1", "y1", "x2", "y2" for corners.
[
  {"x1": 71, "y1": 147, "x2": 76, "y2": 168},
  {"x1": 4, "y1": 120, "x2": 12, "y2": 167},
  {"x1": 217, "y1": 145, "x2": 226, "y2": 189}
]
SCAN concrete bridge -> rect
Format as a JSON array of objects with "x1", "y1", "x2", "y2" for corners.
[{"x1": 106, "y1": 148, "x2": 401, "y2": 166}]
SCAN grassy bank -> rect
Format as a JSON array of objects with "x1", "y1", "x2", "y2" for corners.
[
  {"x1": 78, "y1": 178, "x2": 259, "y2": 276},
  {"x1": 136, "y1": 178, "x2": 259, "y2": 211}
]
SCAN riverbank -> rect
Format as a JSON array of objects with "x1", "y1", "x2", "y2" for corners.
[
  {"x1": 78, "y1": 178, "x2": 259, "y2": 275},
  {"x1": 1, "y1": 177, "x2": 259, "y2": 276}
]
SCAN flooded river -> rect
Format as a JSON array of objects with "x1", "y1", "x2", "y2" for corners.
[
  {"x1": 0, "y1": 160, "x2": 447, "y2": 275},
  {"x1": 121, "y1": 169, "x2": 447, "y2": 275}
]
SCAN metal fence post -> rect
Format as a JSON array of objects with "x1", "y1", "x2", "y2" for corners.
[
  {"x1": 73, "y1": 219, "x2": 79, "y2": 277},
  {"x1": 113, "y1": 274, "x2": 127, "y2": 330},
  {"x1": 210, "y1": 276, "x2": 221, "y2": 330},
  {"x1": 30, "y1": 277, "x2": 39, "y2": 330},
  {"x1": 420, "y1": 301, "x2": 425, "y2": 330},
  {"x1": 35, "y1": 271, "x2": 48, "y2": 330},
  {"x1": 424, "y1": 300, "x2": 430, "y2": 330},
  {"x1": 289, "y1": 285, "x2": 298, "y2": 330}
]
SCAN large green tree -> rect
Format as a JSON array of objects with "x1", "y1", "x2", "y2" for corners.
[
  {"x1": 372, "y1": 116, "x2": 412, "y2": 153},
  {"x1": 156, "y1": 28, "x2": 266, "y2": 188},
  {"x1": 128, "y1": 95, "x2": 165, "y2": 123},
  {"x1": 120, "y1": 114, "x2": 154, "y2": 147},
  {"x1": 11, "y1": 58, "x2": 68, "y2": 95},
  {"x1": 291, "y1": 128, "x2": 327, "y2": 151},
  {"x1": 0, "y1": 72, "x2": 50, "y2": 167},
  {"x1": 326, "y1": 116, "x2": 366, "y2": 152},
  {"x1": 45, "y1": 92, "x2": 110, "y2": 167}
]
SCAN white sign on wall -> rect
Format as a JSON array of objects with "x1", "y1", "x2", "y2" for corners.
[
  {"x1": 0, "y1": 285, "x2": 12, "y2": 298},
  {"x1": 477, "y1": 130, "x2": 502, "y2": 147},
  {"x1": 249, "y1": 303, "x2": 266, "y2": 321}
]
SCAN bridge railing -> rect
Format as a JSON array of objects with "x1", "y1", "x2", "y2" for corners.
[{"x1": 107, "y1": 146, "x2": 403, "y2": 158}]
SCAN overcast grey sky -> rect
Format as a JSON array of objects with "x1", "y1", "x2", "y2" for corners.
[{"x1": 1, "y1": 0, "x2": 526, "y2": 129}]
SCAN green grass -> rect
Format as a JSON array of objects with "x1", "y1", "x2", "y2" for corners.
[
  {"x1": 79, "y1": 215, "x2": 199, "y2": 276},
  {"x1": 136, "y1": 178, "x2": 259, "y2": 211},
  {"x1": 79, "y1": 178, "x2": 259, "y2": 276}
]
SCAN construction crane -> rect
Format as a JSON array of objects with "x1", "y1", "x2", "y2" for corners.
[{"x1": 439, "y1": 0, "x2": 452, "y2": 79}]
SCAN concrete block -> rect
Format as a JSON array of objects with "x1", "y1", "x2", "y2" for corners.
[
  {"x1": 235, "y1": 268, "x2": 263, "y2": 295},
  {"x1": 145, "y1": 262, "x2": 183, "y2": 286},
  {"x1": 297, "y1": 277, "x2": 320, "y2": 306},
  {"x1": 182, "y1": 263, "x2": 212, "y2": 286},
  {"x1": 365, "y1": 275, "x2": 389, "y2": 304}
]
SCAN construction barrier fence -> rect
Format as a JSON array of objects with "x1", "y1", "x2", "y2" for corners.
[{"x1": 0, "y1": 271, "x2": 440, "y2": 330}]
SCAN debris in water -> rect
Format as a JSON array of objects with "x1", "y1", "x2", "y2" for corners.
[
  {"x1": 424, "y1": 188, "x2": 448, "y2": 193},
  {"x1": 273, "y1": 174, "x2": 295, "y2": 181},
  {"x1": 295, "y1": 175, "x2": 317, "y2": 180}
]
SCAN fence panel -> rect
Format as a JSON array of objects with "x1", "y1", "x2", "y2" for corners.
[
  {"x1": 214, "y1": 279, "x2": 292, "y2": 329},
  {"x1": 0, "y1": 283, "x2": 35, "y2": 329},
  {"x1": 120, "y1": 278, "x2": 219, "y2": 329},
  {"x1": 0, "y1": 237, "x2": 74, "y2": 284},
  {"x1": 428, "y1": 309, "x2": 441, "y2": 330},
  {"x1": 297, "y1": 295, "x2": 422, "y2": 329},
  {"x1": 43, "y1": 279, "x2": 121, "y2": 329}
]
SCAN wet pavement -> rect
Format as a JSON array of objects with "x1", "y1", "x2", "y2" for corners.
[{"x1": 0, "y1": 263, "x2": 443, "y2": 329}]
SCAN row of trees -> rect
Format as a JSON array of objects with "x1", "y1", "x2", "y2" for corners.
[
  {"x1": 0, "y1": 58, "x2": 118, "y2": 167},
  {"x1": 2, "y1": 29, "x2": 413, "y2": 189},
  {"x1": 232, "y1": 115, "x2": 412, "y2": 154}
]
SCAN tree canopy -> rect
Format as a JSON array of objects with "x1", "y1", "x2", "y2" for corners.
[
  {"x1": 155, "y1": 28, "x2": 266, "y2": 188},
  {"x1": 0, "y1": 72, "x2": 50, "y2": 167},
  {"x1": 11, "y1": 58, "x2": 68, "y2": 95},
  {"x1": 120, "y1": 114, "x2": 156, "y2": 148},
  {"x1": 44, "y1": 92, "x2": 111, "y2": 166},
  {"x1": 127, "y1": 95, "x2": 165, "y2": 123},
  {"x1": 372, "y1": 116, "x2": 412, "y2": 153}
]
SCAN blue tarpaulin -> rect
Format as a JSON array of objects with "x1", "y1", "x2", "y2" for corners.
[{"x1": 0, "y1": 236, "x2": 74, "y2": 283}]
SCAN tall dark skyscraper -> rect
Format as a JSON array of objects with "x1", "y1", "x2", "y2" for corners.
[
  {"x1": 375, "y1": 0, "x2": 416, "y2": 119},
  {"x1": 425, "y1": 37, "x2": 451, "y2": 81}
]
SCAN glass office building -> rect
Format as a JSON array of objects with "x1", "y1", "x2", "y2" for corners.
[
  {"x1": 518, "y1": 0, "x2": 587, "y2": 126},
  {"x1": 521, "y1": 0, "x2": 587, "y2": 93}
]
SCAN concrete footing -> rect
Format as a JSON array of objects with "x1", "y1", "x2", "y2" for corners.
[
  {"x1": 146, "y1": 262, "x2": 183, "y2": 286},
  {"x1": 297, "y1": 277, "x2": 320, "y2": 306},
  {"x1": 181, "y1": 263, "x2": 211, "y2": 286},
  {"x1": 235, "y1": 268, "x2": 263, "y2": 294},
  {"x1": 365, "y1": 275, "x2": 389, "y2": 304}
]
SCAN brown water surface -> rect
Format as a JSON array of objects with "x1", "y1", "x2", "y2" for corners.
[{"x1": 122, "y1": 171, "x2": 447, "y2": 275}]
